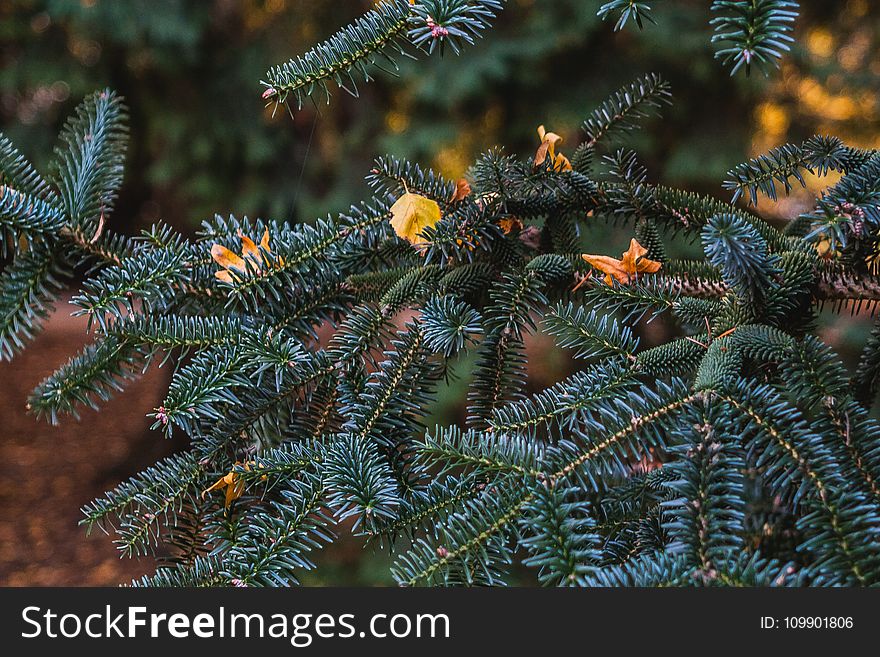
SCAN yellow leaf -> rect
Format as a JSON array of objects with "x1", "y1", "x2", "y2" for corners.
[
  {"x1": 537, "y1": 125, "x2": 563, "y2": 155},
  {"x1": 580, "y1": 238, "x2": 662, "y2": 287},
  {"x1": 534, "y1": 140, "x2": 551, "y2": 167},
  {"x1": 390, "y1": 192, "x2": 442, "y2": 244}
]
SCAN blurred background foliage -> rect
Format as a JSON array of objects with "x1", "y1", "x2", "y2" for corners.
[
  {"x1": 0, "y1": 0, "x2": 879, "y2": 585},
  {"x1": 2, "y1": 0, "x2": 878, "y2": 231}
]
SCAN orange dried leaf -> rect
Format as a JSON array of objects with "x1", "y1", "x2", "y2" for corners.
[
  {"x1": 534, "y1": 140, "x2": 552, "y2": 167},
  {"x1": 581, "y1": 254, "x2": 630, "y2": 286},
  {"x1": 212, "y1": 230, "x2": 283, "y2": 283},
  {"x1": 537, "y1": 125, "x2": 563, "y2": 152},
  {"x1": 498, "y1": 217, "x2": 524, "y2": 234},
  {"x1": 203, "y1": 468, "x2": 245, "y2": 508},
  {"x1": 534, "y1": 125, "x2": 571, "y2": 171},
  {"x1": 554, "y1": 153, "x2": 572, "y2": 172},
  {"x1": 581, "y1": 238, "x2": 661, "y2": 286},
  {"x1": 451, "y1": 178, "x2": 472, "y2": 203},
  {"x1": 211, "y1": 244, "x2": 246, "y2": 272},
  {"x1": 238, "y1": 231, "x2": 261, "y2": 262}
]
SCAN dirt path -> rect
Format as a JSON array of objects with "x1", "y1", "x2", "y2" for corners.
[{"x1": 0, "y1": 302, "x2": 171, "y2": 586}]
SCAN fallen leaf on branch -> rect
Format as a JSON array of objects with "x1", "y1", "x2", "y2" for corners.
[
  {"x1": 450, "y1": 178, "x2": 472, "y2": 203},
  {"x1": 534, "y1": 124, "x2": 572, "y2": 172},
  {"x1": 203, "y1": 468, "x2": 245, "y2": 508},
  {"x1": 579, "y1": 238, "x2": 661, "y2": 287},
  {"x1": 498, "y1": 217, "x2": 523, "y2": 234},
  {"x1": 211, "y1": 229, "x2": 283, "y2": 283},
  {"x1": 390, "y1": 192, "x2": 442, "y2": 244}
]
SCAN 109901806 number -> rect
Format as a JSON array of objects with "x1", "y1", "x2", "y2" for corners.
[{"x1": 783, "y1": 617, "x2": 853, "y2": 630}]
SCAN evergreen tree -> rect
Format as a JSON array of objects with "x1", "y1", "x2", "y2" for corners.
[{"x1": 2, "y1": 0, "x2": 879, "y2": 587}]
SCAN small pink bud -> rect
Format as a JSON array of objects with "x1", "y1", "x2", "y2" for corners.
[{"x1": 262, "y1": 87, "x2": 277, "y2": 100}]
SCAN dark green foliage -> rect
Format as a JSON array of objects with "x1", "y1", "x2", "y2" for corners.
[
  {"x1": 598, "y1": 1, "x2": 803, "y2": 77},
  {"x1": 325, "y1": 434, "x2": 400, "y2": 532},
  {"x1": 702, "y1": 213, "x2": 780, "y2": 312},
  {"x1": 3, "y1": 6, "x2": 880, "y2": 589},
  {"x1": 520, "y1": 485, "x2": 601, "y2": 586},
  {"x1": 0, "y1": 135, "x2": 65, "y2": 244},
  {"x1": 598, "y1": 1, "x2": 656, "y2": 31},
  {"x1": 421, "y1": 295, "x2": 483, "y2": 356},
  {"x1": 263, "y1": 0, "x2": 503, "y2": 110},
  {"x1": 50, "y1": 89, "x2": 127, "y2": 229},
  {"x1": 28, "y1": 337, "x2": 148, "y2": 424},
  {"x1": 221, "y1": 475, "x2": 334, "y2": 586},
  {"x1": 545, "y1": 302, "x2": 639, "y2": 360},
  {"x1": 663, "y1": 404, "x2": 747, "y2": 573},
  {"x1": 581, "y1": 73, "x2": 672, "y2": 150},
  {"x1": 803, "y1": 154, "x2": 880, "y2": 254},
  {"x1": 0, "y1": 89, "x2": 131, "y2": 357},
  {"x1": 724, "y1": 135, "x2": 875, "y2": 204},
  {"x1": 80, "y1": 451, "x2": 202, "y2": 557},
  {"x1": 710, "y1": 1, "x2": 799, "y2": 76},
  {"x1": 0, "y1": 245, "x2": 69, "y2": 360},
  {"x1": 409, "y1": 0, "x2": 505, "y2": 55},
  {"x1": 854, "y1": 317, "x2": 880, "y2": 410}
]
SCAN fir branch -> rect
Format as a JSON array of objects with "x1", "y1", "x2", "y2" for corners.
[
  {"x1": 582, "y1": 73, "x2": 671, "y2": 149},
  {"x1": 710, "y1": 1, "x2": 799, "y2": 76},
  {"x1": 28, "y1": 336, "x2": 149, "y2": 423},
  {"x1": 392, "y1": 479, "x2": 530, "y2": 586},
  {"x1": 325, "y1": 434, "x2": 399, "y2": 533},
  {"x1": 597, "y1": 1, "x2": 656, "y2": 32},
  {"x1": 420, "y1": 425, "x2": 545, "y2": 478},
  {"x1": 0, "y1": 183, "x2": 65, "y2": 243},
  {"x1": 80, "y1": 451, "x2": 202, "y2": 557},
  {"x1": 488, "y1": 359, "x2": 637, "y2": 438},
  {"x1": 263, "y1": 1, "x2": 503, "y2": 109},
  {"x1": 520, "y1": 484, "x2": 601, "y2": 586},
  {"x1": 544, "y1": 302, "x2": 639, "y2": 360},
  {"x1": 222, "y1": 476, "x2": 334, "y2": 586},
  {"x1": 132, "y1": 555, "x2": 227, "y2": 588},
  {"x1": 0, "y1": 245, "x2": 69, "y2": 361},
  {"x1": 723, "y1": 135, "x2": 872, "y2": 205},
  {"x1": 71, "y1": 245, "x2": 191, "y2": 331},
  {"x1": 664, "y1": 403, "x2": 747, "y2": 575},
  {"x1": 0, "y1": 133, "x2": 57, "y2": 201},
  {"x1": 854, "y1": 316, "x2": 880, "y2": 409},
  {"x1": 50, "y1": 88, "x2": 128, "y2": 229}
]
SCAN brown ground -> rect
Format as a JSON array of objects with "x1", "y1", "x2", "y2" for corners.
[{"x1": 0, "y1": 301, "x2": 171, "y2": 586}]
